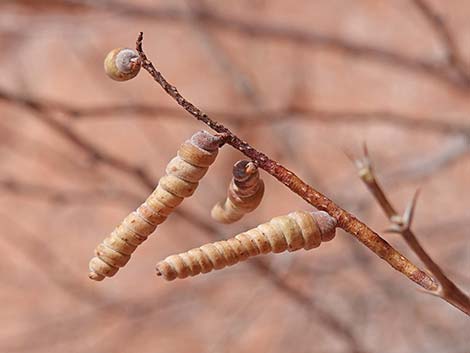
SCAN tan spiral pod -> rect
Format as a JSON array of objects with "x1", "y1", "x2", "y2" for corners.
[
  {"x1": 104, "y1": 48, "x2": 141, "y2": 81},
  {"x1": 89, "y1": 131, "x2": 224, "y2": 281},
  {"x1": 211, "y1": 160, "x2": 264, "y2": 224},
  {"x1": 156, "y1": 210, "x2": 337, "y2": 281}
]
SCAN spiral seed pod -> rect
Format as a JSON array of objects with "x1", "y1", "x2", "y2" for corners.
[
  {"x1": 89, "y1": 131, "x2": 224, "y2": 281},
  {"x1": 104, "y1": 48, "x2": 141, "y2": 81},
  {"x1": 211, "y1": 160, "x2": 264, "y2": 224},
  {"x1": 156, "y1": 210, "x2": 337, "y2": 281}
]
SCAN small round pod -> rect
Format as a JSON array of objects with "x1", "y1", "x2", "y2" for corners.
[
  {"x1": 156, "y1": 210, "x2": 337, "y2": 281},
  {"x1": 104, "y1": 48, "x2": 141, "y2": 81}
]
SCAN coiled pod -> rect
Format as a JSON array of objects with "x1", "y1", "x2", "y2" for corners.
[
  {"x1": 89, "y1": 131, "x2": 224, "y2": 281},
  {"x1": 156, "y1": 210, "x2": 337, "y2": 281},
  {"x1": 104, "y1": 48, "x2": 141, "y2": 81},
  {"x1": 211, "y1": 160, "x2": 264, "y2": 224}
]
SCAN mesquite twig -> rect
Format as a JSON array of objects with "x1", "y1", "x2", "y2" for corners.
[
  {"x1": 354, "y1": 144, "x2": 470, "y2": 315},
  {"x1": 135, "y1": 32, "x2": 437, "y2": 292}
]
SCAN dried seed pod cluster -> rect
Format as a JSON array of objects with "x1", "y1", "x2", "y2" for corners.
[
  {"x1": 211, "y1": 160, "x2": 264, "y2": 224},
  {"x1": 156, "y1": 210, "x2": 337, "y2": 281},
  {"x1": 104, "y1": 48, "x2": 142, "y2": 81},
  {"x1": 89, "y1": 131, "x2": 223, "y2": 281}
]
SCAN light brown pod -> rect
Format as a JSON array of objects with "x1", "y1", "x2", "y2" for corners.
[
  {"x1": 89, "y1": 131, "x2": 223, "y2": 281},
  {"x1": 156, "y1": 210, "x2": 337, "y2": 281},
  {"x1": 211, "y1": 160, "x2": 264, "y2": 224},
  {"x1": 104, "y1": 48, "x2": 141, "y2": 81}
]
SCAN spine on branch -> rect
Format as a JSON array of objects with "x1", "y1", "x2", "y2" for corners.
[
  {"x1": 89, "y1": 131, "x2": 223, "y2": 281},
  {"x1": 156, "y1": 210, "x2": 337, "y2": 281},
  {"x1": 211, "y1": 160, "x2": 264, "y2": 223}
]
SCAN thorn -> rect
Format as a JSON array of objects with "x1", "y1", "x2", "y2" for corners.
[
  {"x1": 384, "y1": 189, "x2": 420, "y2": 234},
  {"x1": 362, "y1": 141, "x2": 369, "y2": 159},
  {"x1": 361, "y1": 142, "x2": 373, "y2": 169},
  {"x1": 355, "y1": 142, "x2": 375, "y2": 182},
  {"x1": 343, "y1": 143, "x2": 374, "y2": 178},
  {"x1": 402, "y1": 188, "x2": 420, "y2": 228},
  {"x1": 390, "y1": 214, "x2": 403, "y2": 224},
  {"x1": 341, "y1": 147, "x2": 367, "y2": 175},
  {"x1": 342, "y1": 147, "x2": 359, "y2": 166}
]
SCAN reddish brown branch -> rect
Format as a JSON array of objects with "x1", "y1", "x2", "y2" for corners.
[
  {"x1": 354, "y1": 145, "x2": 470, "y2": 315},
  {"x1": 136, "y1": 32, "x2": 437, "y2": 292}
]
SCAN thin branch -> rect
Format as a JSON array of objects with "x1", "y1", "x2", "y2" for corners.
[
  {"x1": 72, "y1": 105, "x2": 470, "y2": 136},
  {"x1": 2, "y1": 89, "x2": 468, "y2": 136},
  {"x1": 253, "y1": 260, "x2": 366, "y2": 353},
  {"x1": 16, "y1": 0, "x2": 470, "y2": 89},
  {"x1": 1, "y1": 292, "x2": 180, "y2": 353},
  {"x1": 0, "y1": 212, "x2": 110, "y2": 306},
  {"x1": 136, "y1": 32, "x2": 437, "y2": 292},
  {"x1": 0, "y1": 178, "x2": 142, "y2": 205},
  {"x1": 0, "y1": 90, "x2": 155, "y2": 190},
  {"x1": 411, "y1": 0, "x2": 470, "y2": 81},
  {"x1": 353, "y1": 145, "x2": 470, "y2": 315},
  {"x1": 184, "y1": 0, "x2": 259, "y2": 104},
  {"x1": 382, "y1": 135, "x2": 469, "y2": 183}
]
